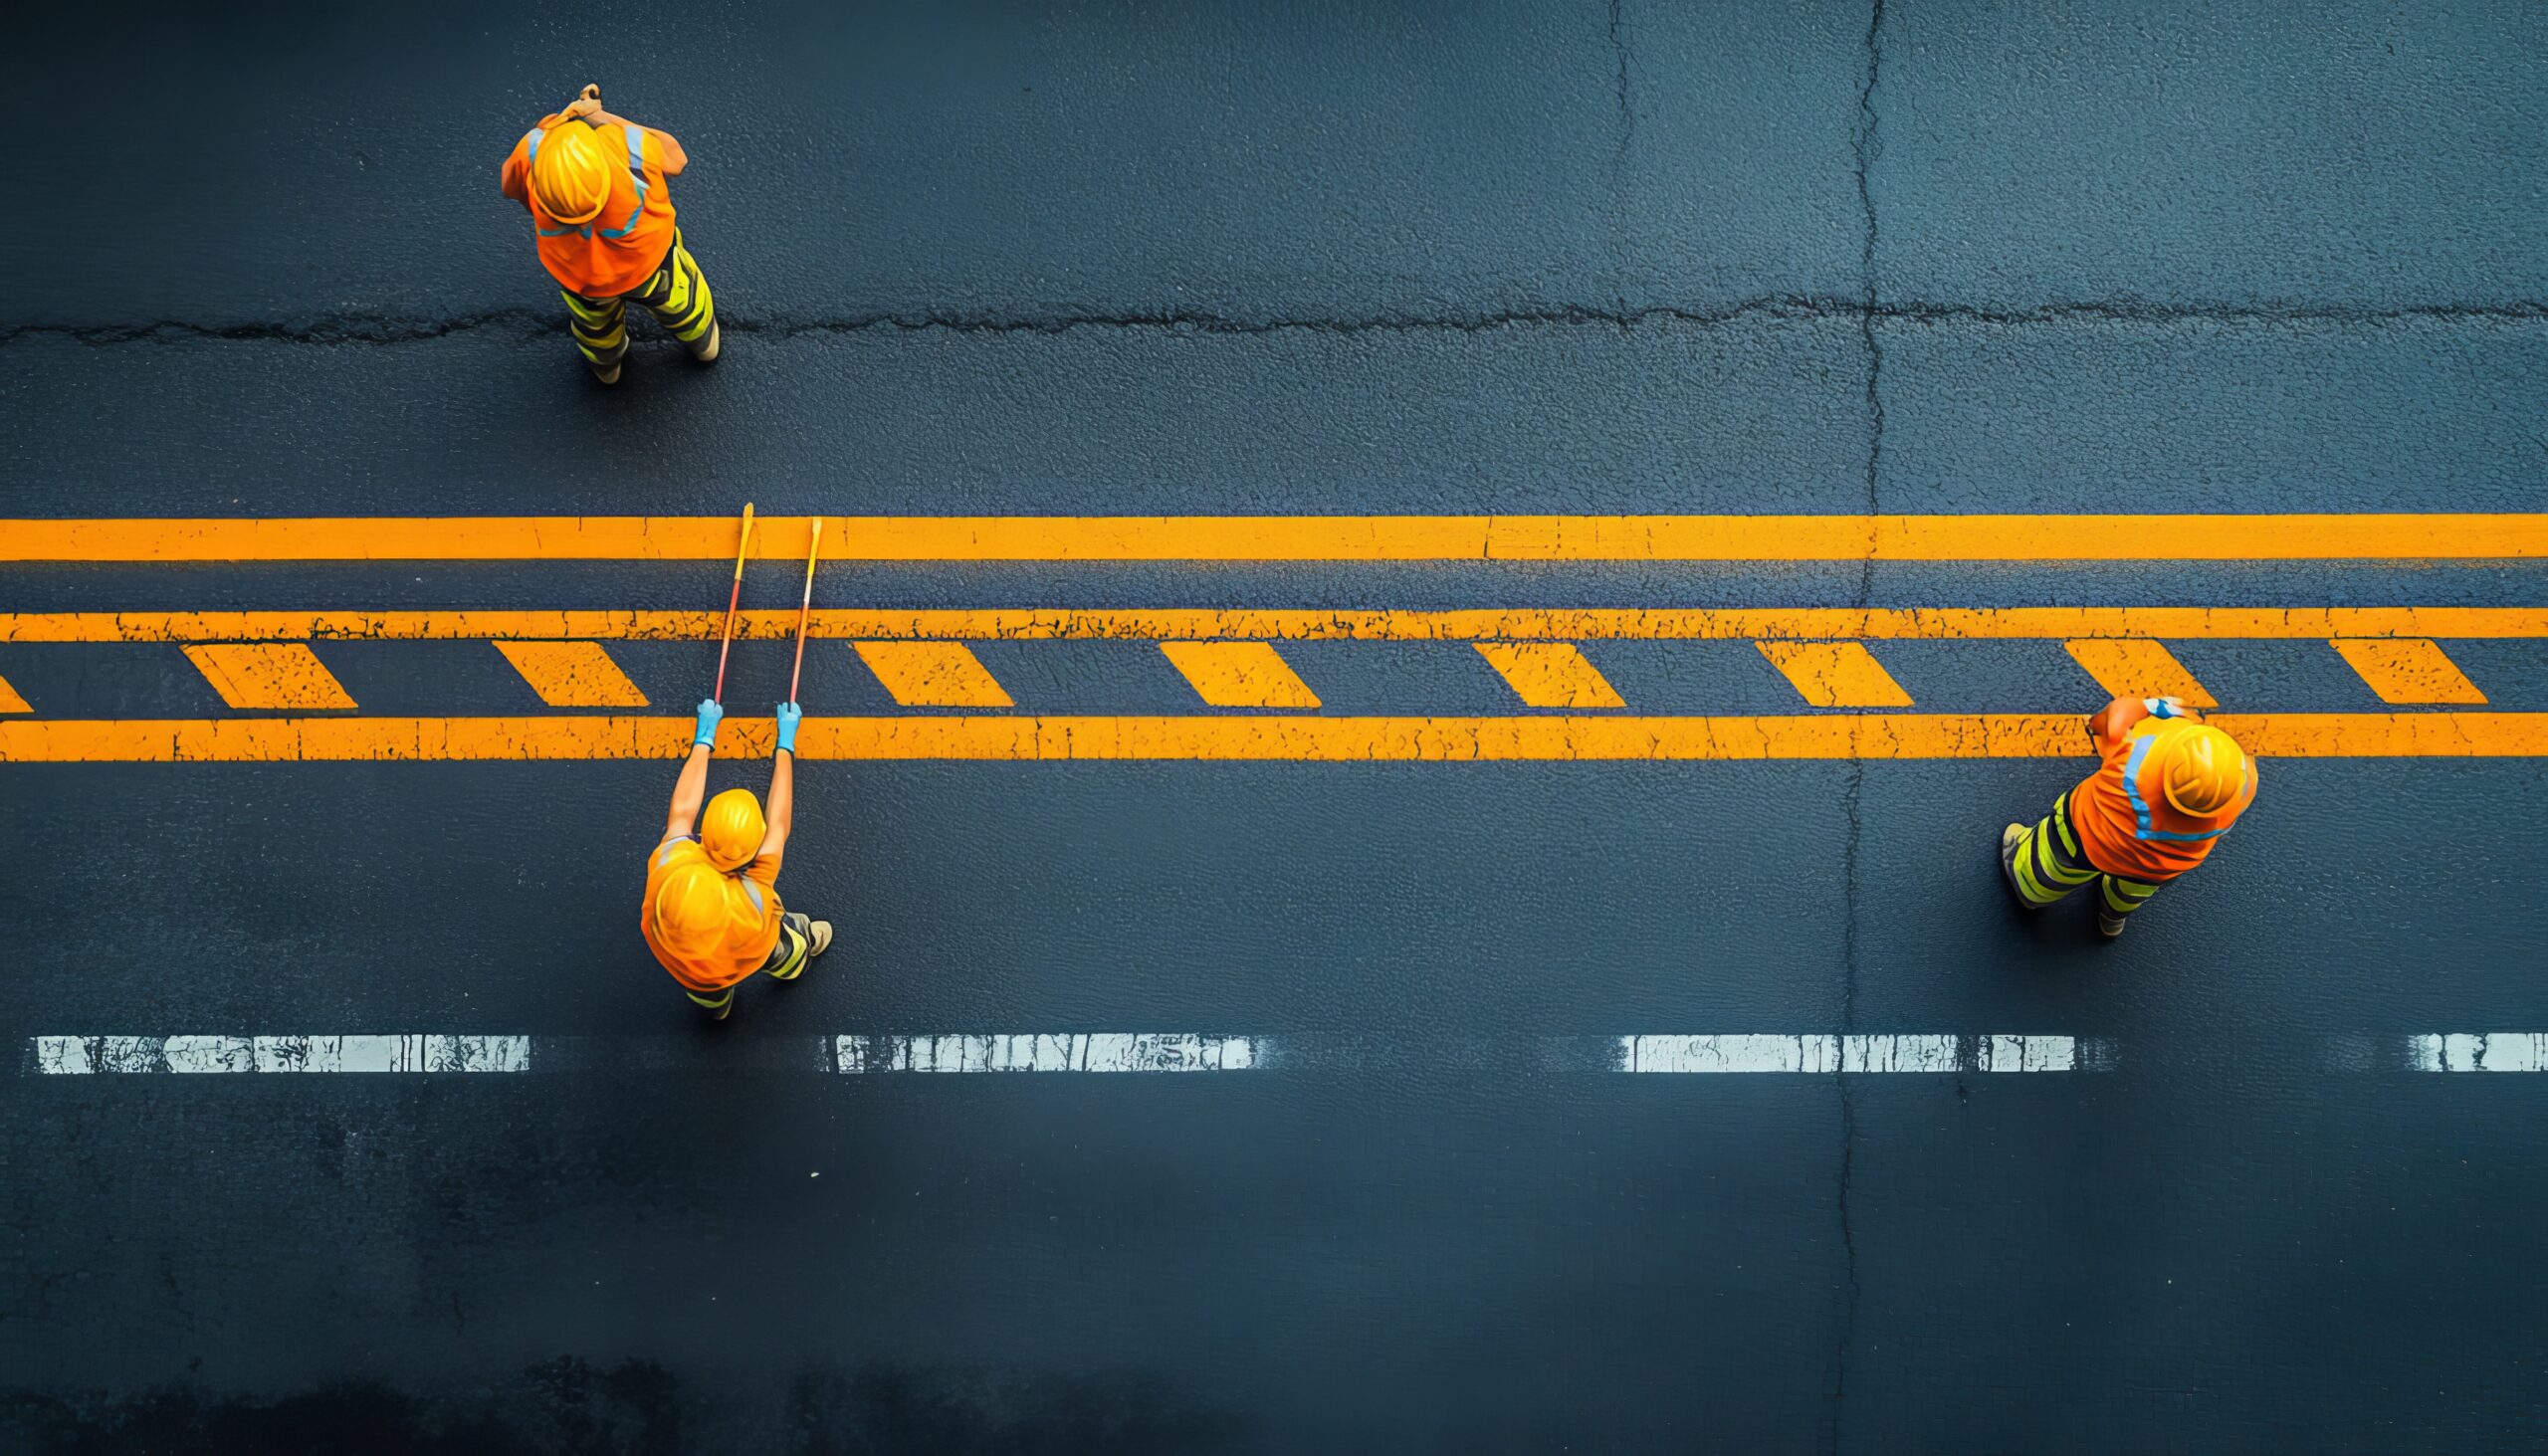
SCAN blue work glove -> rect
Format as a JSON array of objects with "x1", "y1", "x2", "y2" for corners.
[
  {"x1": 693, "y1": 697, "x2": 724, "y2": 748},
  {"x1": 774, "y1": 701, "x2": 803, "y2": 754}
]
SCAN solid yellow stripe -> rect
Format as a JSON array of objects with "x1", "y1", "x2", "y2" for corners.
[
  {"x1": 3, "y1": 515, "x2": 2542, "y2": 562},
  {"x1": 1473, "y1": 643, "x2": 1626, "y2": 709},
  {"x1": 15, "y1": 606, "x2": 2543, "y2": 644},
  {"x1": 1755, "y1": 642, "x2": 1915, "y2": 708},
  {"x1": 493, "y1": 641, "x2": 650, "y2": 708},
  {"x1": 1159, "y1": 643, "x2": 1323, "y2": 709},
  {"x1": 2062, "y1": 639, "x2": 2219, "y2": 709},
  {"x1": 851, "y1": 642, "x2": 1015, "y2": 708},
  {"x1": 180, "y1": 644, "x2": 357, "y2": 711},
  {"x1": 2328, "y1": 638, "x2": 2490, "y2": 706},
  {"x1": 1, "y1": 714, "x2": 2540, "y2": 763}
]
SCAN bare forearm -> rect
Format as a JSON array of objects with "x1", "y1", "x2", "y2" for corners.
[
  {"x1": 664, "y1": 742, "x2": 713, "y2": 837},
  {"x1": 763, "y1": 750, "x2": 794, "y2": 845}
]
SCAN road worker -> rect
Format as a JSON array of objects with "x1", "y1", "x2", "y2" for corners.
[
  {"x1": 499, "y1": 84, "x2": 720, "y2": 384},
  {"x1": 2000, "y1": 695, "x2": 2258, "y2": 938},
  {"x1": 643, "y1": 699, "x2": 831, "y2": 1018}
]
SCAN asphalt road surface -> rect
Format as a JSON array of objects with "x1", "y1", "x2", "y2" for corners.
[{"x1": 4, "y1": 2, "x2": 2545, "y2": 1452}]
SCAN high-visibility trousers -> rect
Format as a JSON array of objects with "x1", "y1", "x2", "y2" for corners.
[
  {"x1": 561, "y1": 229, "x2": 717, "y2": 369},
  {"x1": 2009, "y1": 789, "x2": 2166, "y2": 923}
]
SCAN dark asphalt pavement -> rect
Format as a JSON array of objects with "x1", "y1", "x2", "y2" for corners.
[{"x1": 4, "y1": 2, "x2": 2546, "y2": 1452}]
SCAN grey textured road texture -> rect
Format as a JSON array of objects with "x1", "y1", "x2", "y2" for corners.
[{"x1": 3, "y1": 2, "x2": 2545, "y2": 1452}]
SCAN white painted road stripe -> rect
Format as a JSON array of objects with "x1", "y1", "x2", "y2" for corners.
[
  {"x1": 33, "y1": 1035, "x2": 530, "y2": 1074},
  {"x1": 1616, "y1": 1034, "x2": 2097, "y2": 1073},
  {"x1": 836, "y1": 1033, "x2": 1255, "y2": 1073},
  {"x1": 2408, "y1": 1034, "x2": 2548, "y2": 1072},
  {"x1": 30, "y1": 1034, "x2": 2548, "y2": 1075}
]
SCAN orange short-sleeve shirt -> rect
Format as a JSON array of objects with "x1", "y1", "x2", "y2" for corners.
[
  {"x1": 499, "y1": 118, "x2": 679, "y2": 299},
  {"x1": 2068, "y1": 702, "x2": 2258, "y2": 885},
  {"x1": 639, "y1": 836, "x2": 783, "y2": 992}
]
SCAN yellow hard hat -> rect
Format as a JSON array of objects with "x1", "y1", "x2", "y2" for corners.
[
  {"x1": 531, "y1": 124, "x2": 612, "y2": 225},
  {"x1": 701, "y1": 788, "x2": 765, "y2": 870},
  {"x1": 2158, "y1": 724, "x2": 2249, "y2": 816},
  {"x1": 650, "y1": 861, "x2": 733, "y2": 956}
]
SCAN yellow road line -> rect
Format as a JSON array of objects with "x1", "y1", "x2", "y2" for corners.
[
  {"x1": 1473, "y1": 643, "x2": 1626, "y2": 710},
  {"x1": 851, "y1": 642, "x2": 1015, "y2": 708},
  {"x1": 2329, "y1": 638, "x2": 2491, "y2": 705},
  {"x1": 0, "y1": 672, "x2": 27, "y2": 714},
  {"x1": 1, "y1": 714, "x2": 2540, "y2": 763},
  {"x1": 4, "y1": 515, "x2": 2543, "y2": 562},
  {"x1": 1756, "y1": 642, "x2": 1915, "y2": 708},
  {"x1": 1160, "y1": 642, "x2": 1324, "y2": 709},
  {"x1": 493, "y1": 641, "x2": 650, "y2": 708},
  {"x1": 10, "y1": 606, "x2": 2547, "y2": 644},
  {"x1": 181, "y1": 645, "x2": 356, "y2": 711},
  {"x1": 2061, "y1": 639, "x2": 2219, "y2": 709}
]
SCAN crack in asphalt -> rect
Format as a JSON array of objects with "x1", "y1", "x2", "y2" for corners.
[
  {"x1": 3, "y1": 297, "x2": 2542, "y2": 349},
  {"x1": 1829, "y1": 2, "x2": 1883, "y2": 1448}
]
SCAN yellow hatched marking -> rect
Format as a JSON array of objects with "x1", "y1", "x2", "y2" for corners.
[
  {"x1": 2330, "y1": 638, "x2": 2488, "y2": 705},
  {"x1": 494, "y1": 641, "x2": 649, "y2": 708},
  {"x1": 1160, "y1": 643, "x2": 1322, "y2": 710},
  {"x1": 851, "y1": 642, "x2": 1015, "y2": 708},
  {"x1": 181, "y1": 644, "x2": 356, "y2": 711},
  {"x1": 2062, "y1": 639, "x2": 2218, "y2": 709},
  {"x1": 2, "y1": 713, "x2": 2543, "y2": 763},
  {"x1": 0, "y1": 672, "x2": 27, "y2": 713},
  {"x1": 1474, "y1": 643, "x2": 1626, "y2": 709},
  {"x1": 1755, "y1": 642, "x2": 1913, "y2": 709}
]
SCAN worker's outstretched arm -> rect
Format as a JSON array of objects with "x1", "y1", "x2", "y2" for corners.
[
  {"x1": 2088, "y1": 695, "x2": 2197, "y2": 743},
  {"x1": 758, "y1": 702, "x2": 800, "y2": 858},
  {"x1": 663, "y1": 699, "x2": 723, "y2": 841}
]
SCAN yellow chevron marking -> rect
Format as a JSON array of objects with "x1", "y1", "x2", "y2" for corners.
[
  {"x1": 851, "y1": 642, "x2": 1015, "y2": 708},
  {"x1": 2329, "y1": 638, "x2": 2489, "y2": 705},
  {"x1": 1160, "y1": 643, "x2": 1322, "y2": 710},
  {"x1": 181, "y1": 644, "x2": 356, "y2": 711},
  {"x1": 1473, "y1": 643, "x2": 1626, "y2": 710},
  {"x1": 1755, "y1": 642, "x2": 1914, "y2": 709},
  {"x1": 493, "y1": 642, "x2": 649, "y2": 708},
  {"x1": 2, "y1": 713, "x2": 2541, "y2": 762},
  {"x1": 0, "y1": 672, "x2": 27, "y2": 714},
  {"x1": 2062, "y1": 639, "x2": 2218, "y2": 709}
]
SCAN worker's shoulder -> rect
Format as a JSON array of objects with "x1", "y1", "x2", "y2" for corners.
[{"x1": 650, "y1": 834, "x2": 707, "y2": 872}]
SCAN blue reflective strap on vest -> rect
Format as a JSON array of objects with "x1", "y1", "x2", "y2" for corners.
[
  {"x1": 526, "y1": 122, "x2": 649, "y2": 240},
  {"x1": 593, "y1": 124, "x2": 650, "y2": 240},
  {"x1": 2121, "y1": 731, "x2": 2232, "y2": 843},
  {"x1": 739, "y1": 876, "x2": 764, "y2": 916}
]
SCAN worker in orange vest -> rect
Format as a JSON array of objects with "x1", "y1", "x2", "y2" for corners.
[
  {"x1": 642, "y1": 698, "x2": 832, "y2": 1018},
  {"x1": 2000, "y1": 695, "x2": 2258, "y2": 937},
  {"x1": 499, "y1": 84, "x2": 720, "y2": 384}
]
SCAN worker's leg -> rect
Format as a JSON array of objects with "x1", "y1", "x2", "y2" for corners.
[
  {"x1": 760, "y1": 912, "x2": 834, "y2": 981},
  {"x1": 2094, "y1": 874, "x2": 2163, "y2": 937},
  {"x1": 625, "y1": 229, "x2": 720, "y2": 361},
  {"x1": 2002, "y1": 790, "x2": 2101, "y2": 909},
  {"x1": 560, "y1": 289, "x2": 630, "y2": 381},
  {"x1": 683, "y1": 982, "x2": 737, "y2": 1020}
]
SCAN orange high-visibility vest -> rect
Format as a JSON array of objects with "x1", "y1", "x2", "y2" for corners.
[
  {"x1": 2069, "y1": 706, "x2": 2258, "y2": 884},
  {"x1": 501, "y1": 118, "x2": 678, "y2": 298}
]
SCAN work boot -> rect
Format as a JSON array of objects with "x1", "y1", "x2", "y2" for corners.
[
  {"x1": 2096, "y1": 911, "x2": 2128, "y2": 939},
  {"x1": 589, "y1": 358, "x2": 622, "y2": 385},
  {"x1": 807, "y1": 920, "x2": 833, "y2": 957},
  {"x1": 1999, "y1": 823, "x2": 2036, "y2": 908},
  {"x1": 691, "y1": 320, "x2": 721, "y2": 363}
]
